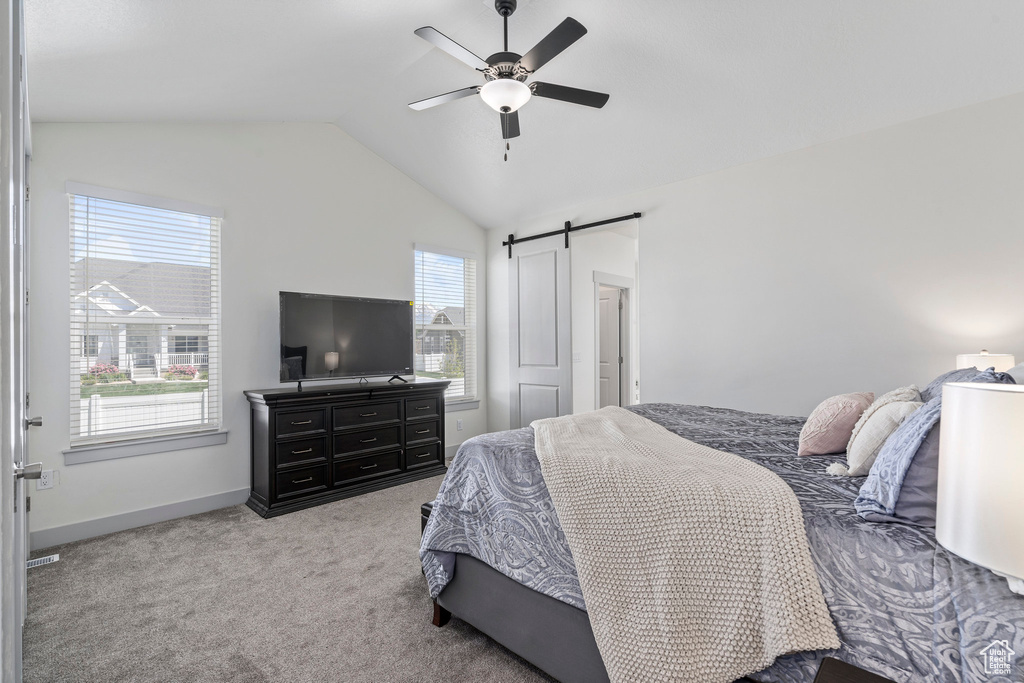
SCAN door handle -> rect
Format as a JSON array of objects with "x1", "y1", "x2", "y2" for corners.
[
  {"x1": 25, "y1": 416, "x2": 42, "y2": 429},
  {"x1": 14, "y1": 463, "x2": 42, "y2": 480}
]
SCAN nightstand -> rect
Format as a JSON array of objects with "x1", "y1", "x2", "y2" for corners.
[{"x1": 813, "y1": 657, "x2": 897, "y2": 683}]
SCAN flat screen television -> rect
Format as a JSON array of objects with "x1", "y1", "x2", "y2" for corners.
[{"x1": 279, "y1": 291, "x2": 414, "y2": 383}]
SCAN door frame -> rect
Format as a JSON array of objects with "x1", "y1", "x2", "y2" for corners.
[
  {"x1": 2, "y1": 0, "x2": 30, "y2": 678},
  {"x1": 593, "y1": 272, "x2": 633, "y2": 410}
]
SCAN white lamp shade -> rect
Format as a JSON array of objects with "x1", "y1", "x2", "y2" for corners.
[
  {"x1": 955, "y1": 351, "x2": 1015, "y2": 372},
  {"x1": 479, "y1": 79, "x2": 531, "y2": 113},
  {"x1": 324, "y1": 351, "x2": 339, "y2": 372},
  {"x1": 936, "y1": 382, "x2": 1024, "y2": 583}
]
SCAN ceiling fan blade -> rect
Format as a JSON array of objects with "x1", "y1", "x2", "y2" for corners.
[
  {"x1": 408, "y1": 86, "x2": 480, "y2": 111},
  {"x1": 414, "y1": 26, "x2": 489, "y2": 71},
  {"x1": 531, "y1": 82, "x2": 609, "y2": 108},
  {"x1": 500, "y1": 110, "x2": 521, "y2": 139},
  {"x1": 518, "y1": 17, "x2": 587, "y2": 73}
]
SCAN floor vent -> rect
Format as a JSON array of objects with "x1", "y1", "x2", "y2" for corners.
[{"x1": 27, "y1": 554, "x2": 59, "y2": 569}]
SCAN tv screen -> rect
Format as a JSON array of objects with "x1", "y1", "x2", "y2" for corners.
[{"x1": 279, "y1": 292, "x2": 414, "y2": 382}]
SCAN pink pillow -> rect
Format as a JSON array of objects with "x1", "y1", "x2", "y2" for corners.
[{"x1": 798, "y1": 392, "x2": 874, "y2": 456}]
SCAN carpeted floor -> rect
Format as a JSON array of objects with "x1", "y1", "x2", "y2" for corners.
[{"x1": 24, "y1": 476, "x2": 553, "y2": 682}]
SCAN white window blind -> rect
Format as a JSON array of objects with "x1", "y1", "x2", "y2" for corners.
[
  {"x1": 414, "y1": 248, "x2": 477, "y2": 402},
  {"x1": 69, "y1": 188, "x2": 222, "y2": 446}
]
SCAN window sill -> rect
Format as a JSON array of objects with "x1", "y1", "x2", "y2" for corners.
[
  {"x1": 63, "y1": 430, "x2": 229, "y2": 465},
  {"x1": 446, "y1": 400, "x2": 480, "y2": 413}
]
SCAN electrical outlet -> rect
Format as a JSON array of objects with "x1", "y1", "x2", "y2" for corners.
[
  {"x1": 456, "y1": 419, "x2": 463, "y2": 431},
  {"x1": 37, "y1": 470, "x2": 55, "y2": 491}
]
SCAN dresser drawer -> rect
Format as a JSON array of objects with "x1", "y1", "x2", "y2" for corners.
[
  {"x1": 333, "y1": 425, "x2": 401, "y2": 456},
  {"x1": 275, "y1": 464, "x2": 328, "y2": 500},
  {"x1": 407, "y1": 420, "x2": 439, "y2": 444},
  {"x1": 333, "y1": 401, "x2": 400, "y2": 429},
  {"x1": 334, "y1": 450, "x2": 402, "y2": 485},
  {"x1": 275, "y1": 408, "x2": 326, "y2": 437},
  {"x1": 406, "y1": 397, "x2": 439, "y2": 420},
  {"x1": 275, "y1": 436, "x2": 327, "y2": 468},
  {"x1": 404, "y1": 442, "x2": 442, "y2": 470}
]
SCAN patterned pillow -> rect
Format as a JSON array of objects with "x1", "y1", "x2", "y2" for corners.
[
  {"x1": 845, "y1": 385, "x2": 921, "y2": 453},
  {"x1": 797, "y1": 392, "x2": 874, "y2": 456},
  {"x1": 919, "y1": 367, "x2": 980, "y2": 403},
  {"x1": 856, "y1": 368, "x2": 1016, "y2": 526},
  {"x1": 827, "y1": 400, "x2": 922, "y2": 476}
]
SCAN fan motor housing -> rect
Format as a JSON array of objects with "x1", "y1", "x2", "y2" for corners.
[{"x1": 484, "y1": 52, "x2": 529, "y2": 81}]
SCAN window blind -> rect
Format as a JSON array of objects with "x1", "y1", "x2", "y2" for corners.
[
  {"x1": 69, "y1": 190, "x2": 222, "y2": 445},
  {"x1": 414, "y1": 249, "x2": 477, "y2": 402}
]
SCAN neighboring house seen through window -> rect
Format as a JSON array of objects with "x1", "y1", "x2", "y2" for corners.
[
  {"x1": 69, "y1": 184, "x2": 222, "y2": 446},
  {"x1": 414, "y1": 246, "x2": 477, "y2": 403}
]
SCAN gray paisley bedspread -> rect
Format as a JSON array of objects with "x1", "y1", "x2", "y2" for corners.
[{"x1": 419, "y1": 403, "x2": 1024, "y2": 682}]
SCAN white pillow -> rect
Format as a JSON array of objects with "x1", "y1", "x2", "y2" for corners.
[
  {"x1": 1007, "y1": 361, "x2": 1024, "y2": 385},
  {"x1": 846, "y1": 385, "x2": 921, "y2": 450},
  {"x1": 828, "y1": 400, "x2": 922, "y2": 476}
]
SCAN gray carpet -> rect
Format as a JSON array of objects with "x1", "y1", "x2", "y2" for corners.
[{"x1": 24, "y1": 476, "x2": 553, "y2": 682}]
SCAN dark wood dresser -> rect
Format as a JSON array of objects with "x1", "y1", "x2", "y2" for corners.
[{"x1": 244, "y1": 379, "x2": 449, "y2": 517}]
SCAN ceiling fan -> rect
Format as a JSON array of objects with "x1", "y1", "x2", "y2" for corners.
[{"x1": 409, "y1": 0, "x2": 609, "y2": 158}]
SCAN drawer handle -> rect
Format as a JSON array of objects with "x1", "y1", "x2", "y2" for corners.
[
  {"x1": 360, "y1": 464, "x2": 378, "y2": 470},
  {"x1": 291, "y1": 477, "x2": 313, "y2": 484},
  {"x1": 414, "y1": 406, "x2": 431, "y2": 411},
  {"x1": 291, "y1": 448, "x2": 313, "y2": 455},
  {"x1": 359, "y1": 412, "x2": 377, "y2": 417},
  {"x1": 290, "y1": 419, "x2": 313, "y2": 426},
  {"x1": 415, "y1": 452, "x2": 431, "y2": 458},
  {"x1": 359, "y1": 437, "x2": 378, "y2": 444},
  {"x1": 415, "y1": 429, "x2": 430, "y2": 435}
]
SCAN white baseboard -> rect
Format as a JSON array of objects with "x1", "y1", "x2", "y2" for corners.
[{"x1": 30, "y1": 488, "x2": 250, "y2": 551}]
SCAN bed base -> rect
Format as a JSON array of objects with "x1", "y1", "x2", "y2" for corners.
[{"x1": 433, "y1": 553, "x2": 610, "y2": 683}]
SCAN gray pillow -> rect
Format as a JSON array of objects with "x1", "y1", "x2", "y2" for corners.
[
  {"x1": 1008, "y1": 361, "x2": 1024, "y2": 385},
  {"x1": 890, "y1": 420, "x2": 940, "y2": 526},
  {"x1": 919, "y1": 367, "x2": 981, "y2": 403},
  {"x1": 857, "y1": 368, "x2": 1016, "y2": 526}
]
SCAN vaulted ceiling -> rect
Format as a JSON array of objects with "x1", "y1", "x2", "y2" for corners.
[{"x1": 26, "y1": 0, "x2": 1024, "y2": 229}]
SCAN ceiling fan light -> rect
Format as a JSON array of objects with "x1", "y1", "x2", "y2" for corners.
[{"x1": 480, "y1": 79, "x2": 531, "y2": 113}]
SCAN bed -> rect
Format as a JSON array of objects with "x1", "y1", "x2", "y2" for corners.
[{"x1": 419, "y1": 403, "x2": 1024, "y2": 682}]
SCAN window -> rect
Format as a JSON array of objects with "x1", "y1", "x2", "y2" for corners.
[
  {"x1": 81, "y1": 335, "x2": 99, "y2": 357},
  {"x1": 414, "y1": 246, "x2": 477, "y2": 403},
  {"x1": 69, "y1": 183, "x2": 222, "y2": 446},
  {"x1": 170, "y1": 335, "x2": 209, "y2": 354}
]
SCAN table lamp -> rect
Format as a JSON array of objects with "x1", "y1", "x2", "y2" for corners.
[
  {"x1": 936, "y1": 382, "x2": 1024, "y2": 594},
  {"x1": 955, "y1": 350, "x2": 1015, "y2": 372},
  {"x1": 325, "y1": 351, "x2": 339, "y2": 376}
]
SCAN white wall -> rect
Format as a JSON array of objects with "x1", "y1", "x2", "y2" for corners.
[
  {"x1": 29, "y1": 122, "x2": 487, "y2": 542},
  {"x1": 570, "y1": 228, "x2": 638, "y2": 412},
  {"x1": 489, "y1": 92, "x2": 1024, "y2": 428}
]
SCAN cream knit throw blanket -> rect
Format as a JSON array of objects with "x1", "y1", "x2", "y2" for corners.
[{"x1": 532, "y1": 407, "x2": 839, "y2": 683}]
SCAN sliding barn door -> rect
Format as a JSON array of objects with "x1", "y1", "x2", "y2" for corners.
[{"x1": 509, "y1": 241, "x2": 572, "y2": 428}]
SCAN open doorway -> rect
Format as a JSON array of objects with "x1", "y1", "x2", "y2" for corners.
[{"x1": 569, "y1": 221, "x2": 639, "y2": 412}]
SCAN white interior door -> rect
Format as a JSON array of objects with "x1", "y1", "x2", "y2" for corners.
[
  {"x1": 2, "y1": 1, "x2": 34, "y2": 679},
  {"x1": 509, "y1": 241, "x2": 572, "y2": 428},
  {"x1": 598, "y1": 286, "x2": 621, "y2": 408}
]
